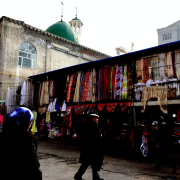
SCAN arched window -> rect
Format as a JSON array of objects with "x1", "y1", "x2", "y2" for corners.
[{"x1": 18, "y1": 42, "x2": 36, "y2": 69}]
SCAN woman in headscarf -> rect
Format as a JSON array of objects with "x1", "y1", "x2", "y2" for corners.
[{"x1": 0, "y1": 107, "x2": 42, "y2": 180}]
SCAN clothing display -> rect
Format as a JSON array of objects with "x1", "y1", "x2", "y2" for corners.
[
  {"x1": 47, "y1": 98, "x2": 57, "y2": 112},
  {"x1": 73, "y1": 71, "x2": 81, "y2": 102}
]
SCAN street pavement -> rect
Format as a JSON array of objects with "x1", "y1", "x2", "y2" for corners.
[{"x1": 37, "y1": 138, "x2": 180, "y2": 180}]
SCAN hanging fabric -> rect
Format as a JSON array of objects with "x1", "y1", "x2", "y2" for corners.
[
  {"x1": 175, "y1": 50, "x2": 180, "y2": 80},
  {"x1": 40, "y1": 81, "x2": 45, "y2": 106},
  {"x1": 144, "y1": 58, "x2": 149, "y2": 83},
  {"x1": 66, "y1": 74, "x2": 74, "y2": 102},
  {"x1": 150, "y1": 56, "x2": 155, "y2": 81},
  {"x1": 61, "y1": 100, "x2": 67, "y2": 112},
  {"x1": 46, "y1": 112, "x2": 51, "y2": 123},
  {"x1": 73, "y1": 71, "x2": 81, "y2": 102},
  {"x1": 20, "y1": 81, "x2": 26, "y2": 105},
  {"x1": 154, "y1": 56, "x2": 160, "y2": 81},
  {"x1": 114, "y1": 64, "x2": 119, "y2": 99},
  {"x1": 44, "y1": 80, "x2": 49, "y2": 105},
  {"x1": 78, "y1": 72, "x2": 84, "y2": 103},
  {"x1": 122, "y1": 64, "x2": 127, "y2": 100},
  {"x1": 70, "y1": 73, "x2": 77, "y2": 102},
  {"x1": 92, "y1": 69, "x2": 96, "y2": 103},
  {"x1": 109, "y1": 67, "x2": 113, "y2": 100},
  {"x1": 86, "y1": 70, "x2": 93, "y2": 101},
  {"x1": 98, "y1": 68, "x2": 101, "y2": 101},
  {"x1": 158, "y1": 53, "x2": 166, "y2": 80},
  {"x1": 47, "y1": 98, "x2": 57, "y2": 113},
  {"x1": 167, "y1": 52, "x2": 174, "y2": 79},
  {"x1": 84, "y1": 70, "x2": 90, "y2": 102},
  {"x1": 127, "y1": 63, "x2": 132, "y2": 100},
  {"x1": 80, "y1": 71, "x2": 86, "y2": 102},
  {"x1": 136, "y1": 59, "x2": 142, "y2": 83}
]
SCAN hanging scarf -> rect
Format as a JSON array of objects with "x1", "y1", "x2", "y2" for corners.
[
  {"x1": 84, "y1": 70, "x2": 90, "y2": 102},
  {"x1": 148, "y1": 58, "x2": 152, "y2": 79},
  {"x1": 73, "y1": 71, "x2": 81, "y2": 102},
  {"x1": 80, "y1": 71, "x2": 87, "y2": 102},
  {"x1": 154, "y1": 56, "x2": 160, "y2": 81},
  {"x1": 127, "y1": 63, "x2": 132, "y2": 100},
  {"x1": 112, "y1": 66, "x2": 116, "y2": 99},
  {"x1": 114, "y1": 64, "x2": 119, "y2": 99},
  {"x1": 175, "y1": 50, "x2": 180, "y2": 80},
  {"x1": 78, "y1": 72, "x2": 84, "y2": 103},
  {"x1": 151, "y1": 56, "x2": 155, "y2": 81},
  {"x1": 66, "y1": 74, "x2": 74, "y2": 102},
  {"x1": 136, "y1": 59, "x2": 142, "y2": 83},
  {"x1": 92, "y1": 69, "x2": 96, "y2": 103},
  {"x1": 167, "y1": 52, "x2": 174, "y2": 79},
  {"x1": 109, "y1": 67, "x2": 113, "y2": 99},
  {"x1": 43, "y1": 80, "x2": 49, "y2": 105},
  {"x1": 86, "y1": 70, "x2": 93, "y2": 101},
  {"x1": 40, "y1": 81, "x2": 45, "y2": 106},
  {"x1": 122, "y1": 64, "x2": 127, "y2": 100},
  {"x1": 158, "y1": 53, "x2": 166, "y2": 80},
  {"x1": 98, "y1": 68, "x2": 101, "y2": 101},
  {"x1": 69, "y1": 73, "x2": 77, "y2": 102}
]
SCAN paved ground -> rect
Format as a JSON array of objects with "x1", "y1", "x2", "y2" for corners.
[{"x1": 37, "y1": 138, "x2": 180, "y2": 180}]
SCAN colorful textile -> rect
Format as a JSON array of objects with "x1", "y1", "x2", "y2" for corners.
[
  {"x1": 92, "y1": 69, "x2": 96, "y2": 102},
  {"x1": 127, "y1": 63, "x2": 132, "y2": 100},
  {"x1": 80, "y1": 71, "x2": 86, "y2": 102},
  {"x1": 49, "y1": 79, "x2": 55, "y2": 98},
  {"x1": 98, "y1": 68, "x2": 101, "y2": 101},
  {"x1": 112, "y1": 66, "x2": 116, "y2": 99},
  {"x1": 78, "y1": 72, "x2": 84, "y2": 103},
  {"x1": 73, "y1": 71, "x2": 81, "y2": 102},
  {"x1": 40, "y1": 81, "x2": 45, "y2": 106},
  {"x1": 65, "y1": 75, "x2": 70, "y2": 98},
  {"x1": 87, "y1": 70, "x2": 93, "y2": 101},
  {"x1": 150, "y1": 56, "x2": 155, "y2": 81},
  {"x1": 154, "y1": 56, "x2": 160, "y2": 81},
  {"x1": 114, "y1": 64, "x2": 119, "y2": 99},
  {"x1": 0, "y1": 115, "x2": 3, "y2": 125},
  {"x1": 175, "y1": 50, "x2": 180, "y2": 80},
  {"x1": 158, "y1": 53, "x2": 166, "y2": 80},
  {"x1": 109, "y1": 67, "x2": 113, "y2": 99},
  {"x1": 136, "y1": 59, "x2": 142, "y2": 83},
  {"x1": 8, "y1": 107, "x2": 33, "y2": 129},
  {"x1": 100, "y1": 67, "x2": 105, "y2": 100},
  {"x1": 38, "y1": 82, "x2": 42, "y2": 106},
  {"x1": 66, "y1": 74, "x2": 74, "y2": 102},
  {"x1": 84, "y1": 70, "x2": 90, "y2": 101},
  {"x1": 55, "y1": 98, "x2": 60, "y2": 111},
  {"x1": 122, "y1": 64, "x2": 127, "y2": 100},
  {"x1": 46, "y1": 112, "x2": 51, "y2": 123},
  {"x1": 167, "y1": 52, "x2": 174, "y2": 79},
  {"x1": 43, "y1": 81, "x2": 49, "y2": 105},
  {"x1": 144, "y1": 58, "x2": 149, "y2": 82},
  {"x1": 70, "y1": 73, "x2": 77, "y2": 102}
]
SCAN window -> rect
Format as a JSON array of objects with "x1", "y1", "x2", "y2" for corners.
[
  {"x1": 18, "y1": 42, "x2": 36, "y2": 69},
  {"x1": 163, "y1": 33, "x2": 172, "y2": 41}
]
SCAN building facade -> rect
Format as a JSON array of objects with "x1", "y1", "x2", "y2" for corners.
[
  {"x1": 0, "y1": 16, "x2": 110, "y2": 100},
  {"x1": 157, "y1": 20, "x2": 180, "y2": 45}
]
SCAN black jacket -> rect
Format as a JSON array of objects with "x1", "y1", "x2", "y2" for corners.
[
  {"x1": 0, "y1": 127, "x2": 42, "y2": 180},
  {"x1": 79, "y1": 120, "x2": 104, "y2": 170}
]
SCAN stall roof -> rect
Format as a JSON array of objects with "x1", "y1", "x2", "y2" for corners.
[{"x1": 29, "y1": 40, "x2": 180, "y2": 81}]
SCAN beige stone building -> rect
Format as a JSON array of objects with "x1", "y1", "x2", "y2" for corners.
[{"x1": 0, "y1": 16, "x2": 110, "y2": 100}]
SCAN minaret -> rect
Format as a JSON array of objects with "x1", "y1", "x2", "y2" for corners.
[{"x1": 69, "y1": 7, "x2": 83, "y2": 42}]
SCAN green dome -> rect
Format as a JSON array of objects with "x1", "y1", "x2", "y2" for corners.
[{"x1": 46, "y1": 20, "x2": 79, "y2": 44}]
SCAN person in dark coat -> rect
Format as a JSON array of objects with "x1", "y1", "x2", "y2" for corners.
[
  {"x1": 0, "y1": 107, "x2": 42, "y2": 180},
  {"x1": 74, "y1": 114, "x2": 104, "y2": 180},
  {"x1": 155, "y1": 115, "x2": 178, "y2": 173}
]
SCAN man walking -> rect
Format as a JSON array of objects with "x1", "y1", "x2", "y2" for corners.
[{"x1": 74, "y1": 114, "x2": 104, "y2": 180}]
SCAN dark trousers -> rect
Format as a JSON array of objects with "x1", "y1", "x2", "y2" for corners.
[
  {"x1": 75, "y1": 163, "x2": 98, "y2": 178},
  {"x1": 156, "y1": 147, "x2": 177, "y2": 169}
]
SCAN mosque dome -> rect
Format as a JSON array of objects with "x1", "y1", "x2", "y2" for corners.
[{"x1": 46, "y1": 20, "x2": 79, "y2": 44}]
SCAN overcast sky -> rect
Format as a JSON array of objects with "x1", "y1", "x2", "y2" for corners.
[{"x1": 1, "y1": 0, "x2": 180, "y2": 56}]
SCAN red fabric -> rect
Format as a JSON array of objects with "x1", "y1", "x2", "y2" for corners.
[
  {"x1": 70, "y1": 73, "x2": 77, "y2": 102},
  {"x1": 80, "y1": 72, "x2": 87, "y2": 102},
  {"x1": 112, "y1": 66, "x2": 116, "y2": 99},
  {"x1": 66, "y1": 74, "x2": 74, "y2": 102}
]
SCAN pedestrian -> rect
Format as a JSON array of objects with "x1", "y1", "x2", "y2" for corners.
[
  {"x1": 74, "y1": 114, "x2": 104, "y2": 180},
  {"x1": 155, "y1": 115, "x2": 178, "y2": 173},
  {"x1": 0, "y1": 107, "x2": 42, "y2": 180}
]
